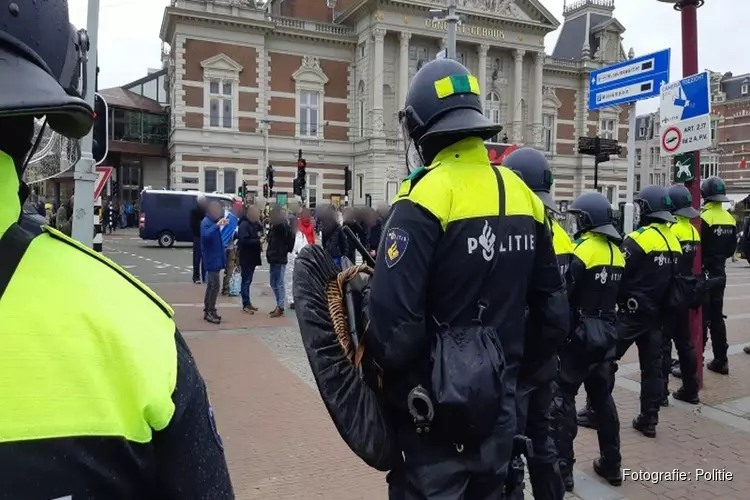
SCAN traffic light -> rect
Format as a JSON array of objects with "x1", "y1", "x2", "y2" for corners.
[
  {"x1": 297, "y1": 157, "x2": 306, "y2": 191},
  {"x1": 293, "y1": 178, "x2": 301, "y2": 196},
  {"x1": 344, "y1": 166, "x2": 352, "y2": 193},
  {"x1": 93, "y1": 92, "x2": 109, "y2": 165},
  {"x1": 266, "y1": 165, "x2": 274, "y2": 191},
  {"x1": 238, "y1": 180, "x2": 247, "y2": 198},
  {"x1": 112, "y1": 180, "x2": 119, "y2": 197},
  {"x1": 263, "y1": 183, "x2": 269, "y2": 198}
]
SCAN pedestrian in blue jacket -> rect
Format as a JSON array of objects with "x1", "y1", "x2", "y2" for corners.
[{"x1": 201, "y1": 200, "x2": 228, "y2": 324}]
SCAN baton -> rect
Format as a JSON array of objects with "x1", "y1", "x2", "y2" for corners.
[{"x1": 342, "y1": 224, "x2": 376, "y2": 267}]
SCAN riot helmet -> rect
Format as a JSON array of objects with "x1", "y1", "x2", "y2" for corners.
[
  {"x1": 0, "y1": 0, "x2": 94, "y2": 142},
  {"x1": 701, "y1": 176, "x2": 730, "y2": 203},
  {"x1": 568, "y1": 192, "x2": 621, "y2": 242},
  {"x1": 399, "y1": 58, "x2": 502, "y2": 171},
  {"x1": 668, "y1": 184, "x2": 699, "y2": 218},
  {"x1": 634, "y1": 185, "x2": 676, "y2": 224},
  {"x1": 502, "y1": 147, "x2": 556, "y2": 212}
]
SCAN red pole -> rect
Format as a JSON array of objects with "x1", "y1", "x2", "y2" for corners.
[{"x1": 678, "y1": 0, "x2": 704, "y2": 388}]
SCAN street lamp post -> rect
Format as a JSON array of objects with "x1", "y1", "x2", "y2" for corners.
[
  {"x1": 657, "y1": 0, "x2": 705, "y2": 387},
  {"x1": 429, "y1": 1, "x2": 463, "y2": 60}
]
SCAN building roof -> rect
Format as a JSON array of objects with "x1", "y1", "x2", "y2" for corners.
[
  {"x1": 98, "y1": 87, "x2": 166, "y2": 114},
  {"x1": 121, "y1": 67, "x2": 168, "y2": 90},
  {"x1": 721, "y1": 72, "x2": 750, "y2": 101},
  {"x1": 551, "y1": 0, "x2": 624, "y2": 61}
]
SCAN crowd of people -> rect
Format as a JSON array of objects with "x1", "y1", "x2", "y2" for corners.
[{"x1": 189, "y1": 196, "x2": 391, "y2": 324}]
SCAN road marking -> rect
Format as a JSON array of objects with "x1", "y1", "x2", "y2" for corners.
[
  {"x1": 121, "y1": 265, "x2": 137, "y2": 269},
  {"x1": 155, "y1": 265, "x2": 170, "y2": 269},
  {"x1": 155, "y1": 273, "x2": 168, "y2": 276},
  {"x1": 153, "y1": 261, "x2": 162, "y2": 265}
]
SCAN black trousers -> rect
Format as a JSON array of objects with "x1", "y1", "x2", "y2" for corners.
[
  {"x1": 661, "y1": 309, "x2": 699, "y2": 396},
  {"x1": 506, "y1": 381, "x2": 565, "y2": 500},
  {"x1": 551, "y1": 348, "x2": 621, "y2": 480},
  {"x1": 702, "y1": 277, "x2": 728, "y2": 363},
  {"x1": 615, "y1": 315, "x2": 663, "y2": 424},
  {"x1": 387, "y1": 418, "x2": 515, "y2": 500}
]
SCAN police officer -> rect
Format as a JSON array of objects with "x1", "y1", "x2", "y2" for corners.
[
  {"x1": 614, "y1": 185, "x2": 682, "y2": 439},
  {"x1": 700, "y1": 176, "x2": 737, "y2": 375},
  {"x1": 0, "y1": 2, "x2": 234, "y2": 497},
  {"x1": 662, "y1": 184, "x2": 700, "y2": 404},
  {"x1": 550, "y1": 192, "x2": 624, "y2": 490},
  {"x1": 502, "y1": 147, "x2": 569, "y2": 500},
  {"x1": 366, "y1": 58, "x2": 570, "y2": 498}
]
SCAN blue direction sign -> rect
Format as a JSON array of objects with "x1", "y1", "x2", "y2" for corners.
[
  {"x1": 659, "y1": 71, "x2": 711, "y2": 126},
  {"x1": 588, "y1": 49, "x2": 671, "y2": 111}
]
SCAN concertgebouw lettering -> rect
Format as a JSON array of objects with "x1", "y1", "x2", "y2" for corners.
[{"x1": 425, "y1": 19, "x2": 506, "y2": 39}]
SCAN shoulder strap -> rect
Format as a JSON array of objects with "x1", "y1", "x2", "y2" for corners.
[
  {"x1": 650, "y1": 227, "x2": 678, "y2": 276},
  {"x1": 0, "y1": 224, "x2": 36, "y2": 301},
  {"x1": 476, "y1": 166, "x2": 506, "y2": 321}
]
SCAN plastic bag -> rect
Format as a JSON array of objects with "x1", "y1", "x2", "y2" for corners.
[
  {"x1": 228, "y1": 269, "x2": 241, "y2": 297},
  {"x1": 292, "y1": 245, "x2": 396, "y2": 471}
]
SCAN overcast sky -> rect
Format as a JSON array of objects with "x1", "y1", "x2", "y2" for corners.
[{"x1": 70, "y1": 0, "x2": 747, "y2": 113}]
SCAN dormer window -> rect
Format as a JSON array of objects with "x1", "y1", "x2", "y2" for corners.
[{"x1": 742, "y1": 84, "x2": 749, "y2": 96}]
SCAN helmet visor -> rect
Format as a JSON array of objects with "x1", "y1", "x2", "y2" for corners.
[{"x1": 401, "y1": 115, "x2": 424, "y2": 174}]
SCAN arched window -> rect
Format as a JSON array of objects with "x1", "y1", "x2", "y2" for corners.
[
  {"x1": 358, "y1": 81, "x2": 366, "y2": 137},
  {"x1": 485, "y1": 92, "x2": 502, "y2": 142}
]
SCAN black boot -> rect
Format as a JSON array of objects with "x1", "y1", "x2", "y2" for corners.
[
  {"x1": 593, "y1": 458, "x2": 622, "y2": 486},
  {"x1": 672, "y1": 387, "x2": 700, "y2": 405},
  {"x1": 211, "y1": 309, "x2": 222, "y2": 321},
  {"x1": 707, "y1": 359, "x2": 729, "y2": 375},
  {"x1": 744, "y1": 345, "x2": 750, "y2": 355},
  {"x1": 632, "y1": 414, "x2": 656, "y2": 438},
  {"x1": 558, "y1": 459, "x2": 575, "y2": 492},
  {"x1": 671, "y1": 365, "x2": 682, "y2": 378},
  {"x1": 204, "y1": 312, "x2": 220, "y2": 324},
  {"x1": 576, "y1": 406, "x2": 597, "y2": 429}
]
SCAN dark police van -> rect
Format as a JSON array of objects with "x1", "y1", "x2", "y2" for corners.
[{"x1": 139, "y1": 190, "x2": 235, "y2": 247}]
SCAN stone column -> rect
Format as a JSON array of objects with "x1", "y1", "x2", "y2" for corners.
[
  {"x1": 372, "y1": 28, "x2": 386, "y2": 136},
  {"x1": 477, "y1": 44, "x2": 489, "y2": 110},
  {"x1": 512, "y1": 49, "x2": 525, "y2": 143},
  {"x1": 399, "y1": 32, "x2": 411, "y2": 110},
  {"x1": 532, "y1": 51, "x2": 544, "y2": 148}
]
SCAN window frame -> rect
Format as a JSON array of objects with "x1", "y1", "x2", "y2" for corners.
[
  {"x1": 485, "y1": 91, "x2": 502, "y2": 142},
  {"x1": 298, "y1": 89, "x2": 320, "y2": 138},
  {"x1": 200, "y1": 54, "x2": 242, "y2": 132},
  {"x1": 204, "y1": 169, "x2": 218, "y2": 193},
  {"x1": 599, "y1": 118, "x2": 616, "y2": 140},
  {"x1": 542, "y1": 113, "x2": 554, "y2": 153}
]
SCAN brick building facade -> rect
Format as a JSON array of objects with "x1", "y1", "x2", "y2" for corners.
[{"x1": 160, "y1": 0, "x2": 633, "y2": 208}]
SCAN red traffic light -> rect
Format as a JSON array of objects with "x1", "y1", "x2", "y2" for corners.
[{"x1": 297, "y1": 159, "x2": 306, "y2": 169}]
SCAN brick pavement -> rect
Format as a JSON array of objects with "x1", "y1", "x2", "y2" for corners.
[
  {"x1": 186, "y1": 332, "x2": 386, "y2": 499},
  {"x1": 626, "y1": 352, "x2": 750, "y2": 407},
  {"x1": 151, "y1": 283, "x2": 295, "y2": 332},
  {"x1": 574, "y1": 386, "x2": 750, "y2": 500}
]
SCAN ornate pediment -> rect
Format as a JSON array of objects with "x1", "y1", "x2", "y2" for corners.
[
  {"x1": 292, "y1": 56, "x2": 329, "y2": 86},
  {"x1": 200, "y1": 53, "x2": 243, "y2": 73}
]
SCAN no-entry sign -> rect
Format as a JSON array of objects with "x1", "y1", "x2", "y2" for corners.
[{"x1": 661, "y1": 126, "x2": 682, "y2": 155}]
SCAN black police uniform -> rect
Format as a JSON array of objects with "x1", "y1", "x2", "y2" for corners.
[
  {"x1": 0, "y1": 2, "x2": 234, "y2": 498},
  {"x1": 550, "y1": 192, "x2": 624, "y2": 491},
  {"x1": 700, "y1": 177, "x2": 737, "y2": 375},
  {"x1": 366, "y1": 59, "x2": 569, "y2": 499},
  {"x1": 502, "y1": 147, "x2": 569, "y2": 500},
  {"x1": 616, "y1": 186, "x2": 682, "y2": 438},
  {"x1": 661, "y1": 185, "x2": 700, "y2": 403}
]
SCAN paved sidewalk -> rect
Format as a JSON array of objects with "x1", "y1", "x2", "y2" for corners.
[{"x1": 176, "y1": 262, "x2": 750, "y2": 500}]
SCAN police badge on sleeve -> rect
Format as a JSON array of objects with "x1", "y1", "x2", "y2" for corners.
[{"x1": 384, "y1": 228, "x2": 409, "y2": 268}]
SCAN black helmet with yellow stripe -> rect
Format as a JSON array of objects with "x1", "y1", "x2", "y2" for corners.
[{"x1": 399, "y1": 58, "x2": 502, "y2": 168}]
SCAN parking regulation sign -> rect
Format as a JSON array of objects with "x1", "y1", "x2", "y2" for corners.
[{"x1": 661, "y1": 126, "x2": 682, "y2": 155}]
